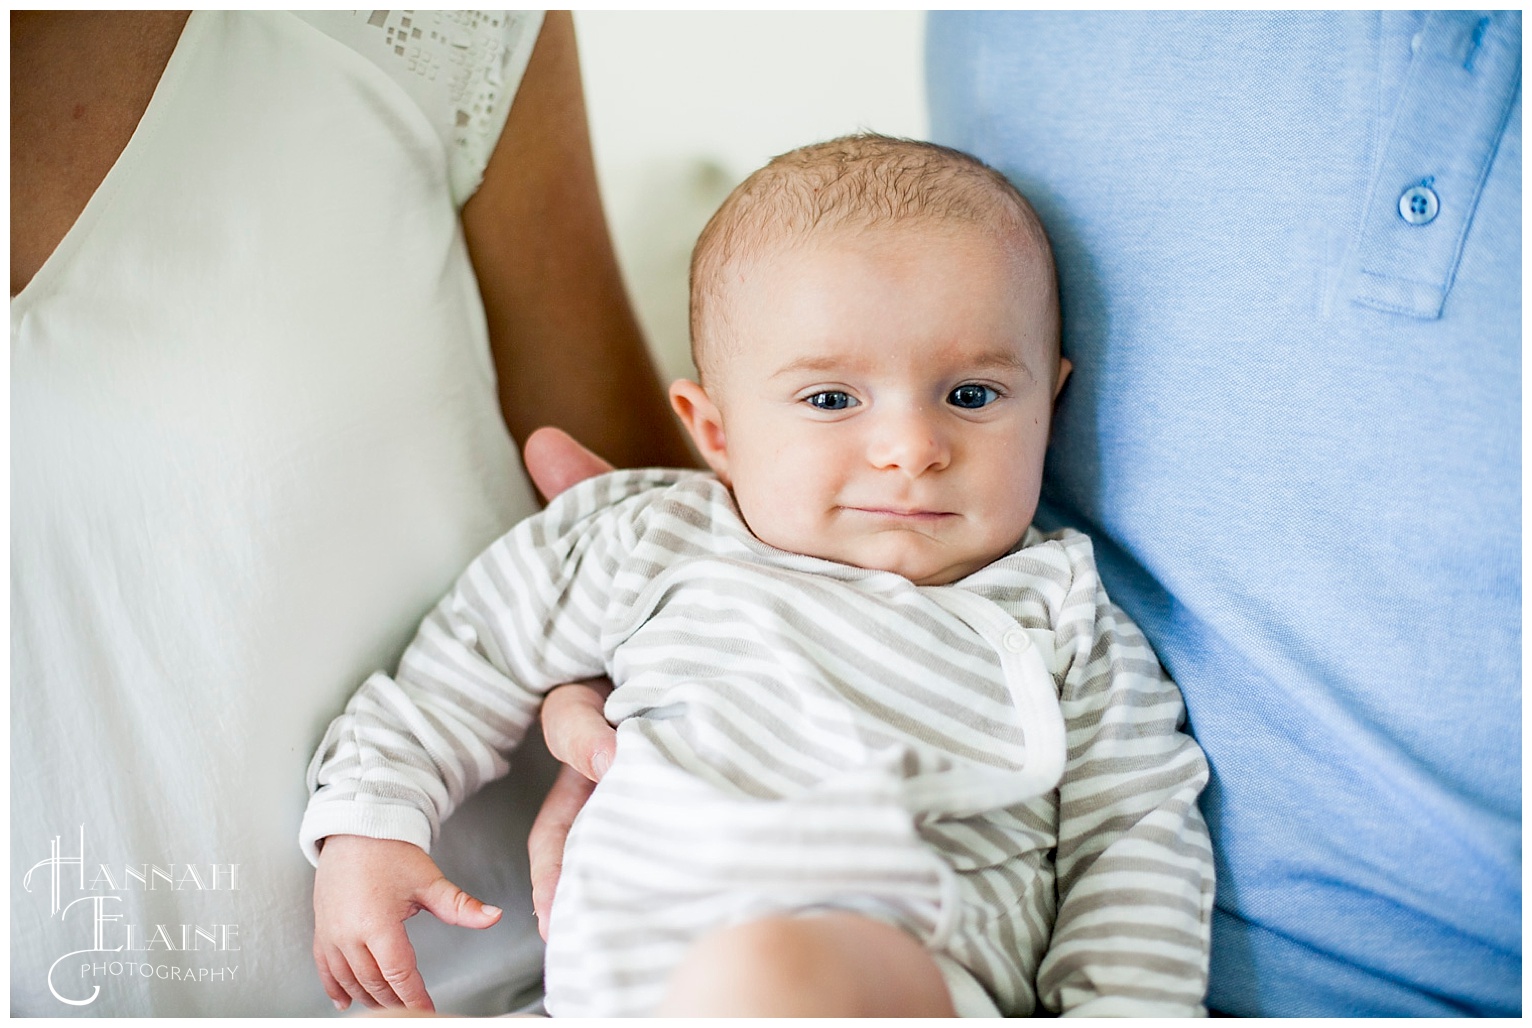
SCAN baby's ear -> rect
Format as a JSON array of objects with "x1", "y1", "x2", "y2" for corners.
[
  {"x1": 669, "y1": 379, "x2": 731, "y2": 485},
  {"x1": 1054, "y1": 357, "x2": 1073, "y2": 399}
]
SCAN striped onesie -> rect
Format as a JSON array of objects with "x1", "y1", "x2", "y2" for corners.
[{"x1": 301, "y1": 469, "x2": 1213, "y2": 1016}]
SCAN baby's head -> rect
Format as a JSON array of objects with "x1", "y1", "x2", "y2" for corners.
[{"x1": 670, "y1": 134, "x2": 1070, "y2": 585}]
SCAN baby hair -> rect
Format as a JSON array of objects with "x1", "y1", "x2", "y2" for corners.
[{"x1": 688, "y1": 133, "x2": 1058, "y2": 381}]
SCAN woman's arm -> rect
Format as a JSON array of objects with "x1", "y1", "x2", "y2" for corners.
[{"x1": 461, "y1": 11, "x2": 694, "y2": 470}]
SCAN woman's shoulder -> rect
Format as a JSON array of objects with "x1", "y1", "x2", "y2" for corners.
[{"x1": 291, "y1": 10, "x2": 545, "y2": 205}]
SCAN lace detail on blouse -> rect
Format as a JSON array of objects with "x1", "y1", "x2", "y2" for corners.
[{"x1": 295, "y1": 10, "x2": 544, "y2": 206}]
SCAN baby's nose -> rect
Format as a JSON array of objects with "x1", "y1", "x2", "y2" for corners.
[{"x1": 866, "y1": 409, "x2": 950, "y2": 476}]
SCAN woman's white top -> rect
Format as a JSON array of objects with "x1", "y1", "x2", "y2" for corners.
[{"x1": 12, "y1": 10, "x2": 548, "y2": 1015}]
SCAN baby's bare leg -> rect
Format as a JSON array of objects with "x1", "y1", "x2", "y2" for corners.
[{"x1": 657, "y1": 911, "x2": 955, "y2": 1016}]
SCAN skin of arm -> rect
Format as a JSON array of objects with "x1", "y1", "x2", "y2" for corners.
[{"x1": 461, "y1": 11, "x2": 694, "y2": 470}]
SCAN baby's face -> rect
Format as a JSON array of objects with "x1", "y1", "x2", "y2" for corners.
[{"x1": 673, "y1": 222, "x2": 1067, "y2": 586}]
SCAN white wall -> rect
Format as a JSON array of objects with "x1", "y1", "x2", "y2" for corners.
[{"x1": 574, "y1": 11, "x2": 928, "y2": 383}]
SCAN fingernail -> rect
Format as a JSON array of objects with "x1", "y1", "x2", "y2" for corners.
[
  {"x1": 483, "y1": 904, "x2": 502, "y2": 917},
  {"x1": 592, "y1": 750, "x2": 612, "y2": 780},
  {"x1": 333, "y1": 1000, "x2": 346, "y2": 1011}
]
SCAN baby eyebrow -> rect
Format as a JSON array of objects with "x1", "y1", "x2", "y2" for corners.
[
  {"x1": 962, "y1": 350, "x2": 1029, "y2": 373},
  {"x1": 768, "y1": 355, "x2": 849, "y2": 378},
  {"x1": 769, "y1": 348, "x2": 1032, "y2": 379}
]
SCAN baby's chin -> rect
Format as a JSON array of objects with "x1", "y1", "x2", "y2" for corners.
[
  {"x1": 763, "y1": 531, "x2": 1005, "y2": 586},
  {"x1": 738, "y1": 507, "x2": 1022, "y2": 586},
  {"x1": 880, "y1": 553, "x2": 995, "y2": 587}
]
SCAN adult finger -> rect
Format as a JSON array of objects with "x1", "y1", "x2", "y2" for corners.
[
  {"x1": 523, "y1": 426, "x2": 614, "y2": 502},
  {"x1": 528, "y1": 763, "x2": 598, "y2": 939},
  {"x1": 541, "y1": 678, "x2": 617, "y2": 782}
]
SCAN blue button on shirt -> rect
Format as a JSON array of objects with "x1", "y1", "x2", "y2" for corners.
[
  {"x1": 928, "y1": 10, "x2": 1520, "y2": 1017},
  {"x1": 1399, "y1": 183, "x2": 1441, "y2": 224}
]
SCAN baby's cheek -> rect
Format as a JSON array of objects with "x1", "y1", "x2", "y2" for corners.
[{"x1": 733, "y1": 496, "x2": 808, "y2": 557}]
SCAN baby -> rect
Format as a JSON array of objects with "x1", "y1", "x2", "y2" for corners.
[{"x1": 302, "y1": 134, "x2": 1213, "y2": 1017}]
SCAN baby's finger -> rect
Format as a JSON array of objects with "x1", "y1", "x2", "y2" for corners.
[
  {"x1": 415, "y1": 874, "x2": 503, "y2": 931},
  {"x1": 326, "y1": 945, "x2": 383, "y2": 1011},
  {"x1": 541, "y1": 678, "x2": 617, "y2": 782},
  {"x1": 313, "y1": 943, "x2": 352, "y2": 1011},
  {"x1": 341, "y1": 941, "x2": 404, "y2": 1009},
  {"x1": 368, "y1": 930, "x2": 435, "y2": 1012}
]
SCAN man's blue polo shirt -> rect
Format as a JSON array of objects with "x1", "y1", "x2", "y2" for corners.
[{"x1": 928, "y1": 11, "x2": 1520, "y2": 1017}]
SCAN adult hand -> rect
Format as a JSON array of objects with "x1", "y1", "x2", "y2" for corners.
[
  {"x1": 521, "y1": 427, "x2": 623, "y2": 938},
  {"x1": 522, "y1": 425, "x2": 616, "y2": 501},
  {"x1": 312, "y1": 835, "x2": 502, "y2": 1012}
]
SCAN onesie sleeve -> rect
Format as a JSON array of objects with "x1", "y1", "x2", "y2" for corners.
[
  {"x1": 1035, "y1": 533, "x2": 1215, "y2": 1016},
  {"x1": 298, "y1": 468, "x2": 678, "y2": 864}
]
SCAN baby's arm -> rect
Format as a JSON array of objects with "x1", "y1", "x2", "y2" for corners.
[
  {"x1": 301, "y1": 469, "x2": 677, "y2": 1010},
  {"x1": 1035, "y1": 536, "x2": 1215, "y2": 1016}
]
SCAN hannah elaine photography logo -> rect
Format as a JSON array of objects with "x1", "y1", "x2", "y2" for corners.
[{"x1": 21, "y1": 827, "x2": 243, "y2": 1007}]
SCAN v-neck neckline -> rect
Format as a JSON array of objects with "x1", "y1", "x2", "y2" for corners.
[{"x1": 11, "y1": 11, "x2": 206, "y2": 311}]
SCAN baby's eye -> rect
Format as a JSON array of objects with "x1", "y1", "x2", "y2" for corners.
[
  {"x1": 805, "y1": 390, "x2": 858, "y2": 411},
  {"x1": 948, "y1": 384, "x2": 1000, "y2": 409}
]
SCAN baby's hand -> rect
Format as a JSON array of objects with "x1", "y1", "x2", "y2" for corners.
[{"x1": 312, "y1": 835, "x2": 502, "y2": 1012}]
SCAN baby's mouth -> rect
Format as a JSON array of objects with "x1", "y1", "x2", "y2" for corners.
[{"x1": 843, "y1": 506, "x2": 955, "y2": 522}]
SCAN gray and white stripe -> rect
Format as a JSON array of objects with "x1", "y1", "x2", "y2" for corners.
[{"x1": 302, "y1": 469, "x2": 1213, "y2": 1016}]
